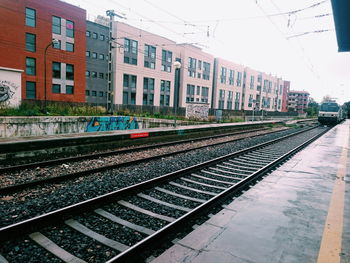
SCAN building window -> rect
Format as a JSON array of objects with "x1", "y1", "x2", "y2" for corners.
[
  {"x1": 250, "y1": 76, "x2": 255, "y2": 89},
  {"x1": 25, "y1": 57, "x2": 36, "y2": 75},
  {"x1": 66, "y1": 64, "x2": 74, "y2": 80},
  {"x1": 218, "y1": 89, "x2": 225, "y2": 109},
  {"x1": 236, "y1": 72, "x2": 242, "y2": 86},
  {"x1": 123, "y1": 74, "x2": 137, "y2": 105},
  {"x1": 66, "y1": 85, "x2": 74, "y2": 94},
  {"x1": 52, "y1": 16, "x2": 61, "y2": 34},
  {"x1": 85, "y1": 71, "x2": 90, "y2": 77},
  {"x1": 66, "y1": 42, "x2": 74, "y2": 52},
  {"x1": 92, "y1": 90, "x2": 97, "y2": 96},
  {"x1": 86, "y1": 90, "x2": 90, "y2": 96},
  {"x1": 66, "y1": 20, "x2": 74, "y2": 38},
  {"x1": 52, "y1": 62, "x2": 61, "y2": 78},
  {"x1": 143, "y1": 77, "x2": 155, "y2": 105},
  {"x1": 144, "y1": 44, "x2": 156, "y2": 59},
  {"x1": 160, "y1": 80, "x2": 171, "y2": 92},
  {"x1": 52, "y1": 84, "x2": 61, "y2": 93},
  {"x1": 123, "y1": 92, "x2": 128, "y2": 104},
  {"x1": 91, "y1": 71, "x2": 97, "y2": 78},
  {"x1": 229, "y1": 70, "x2": 234, "y2": 85},
  {"x1": 160, "y1": 80, "x2": 171, "y2": 106},
  {"x1": 186, "y1": 84, "x2": 195, "y2": 102},
  {"x1": 144, "y1": 44, "x2": 156, "y2": 69},
  {"x1": 25, "y1": 33, "x2": 36, "y2": 52},
  {"x1": 227, "y1": 91, "x2": 233, "y2": 110},
  {"x1": 161, "y1": 50, "x2": 172, "y2": 72},
  {"x1": 92, "y1": 52, "x2": 97, "y2": 59},
  {"x1": 26, "y1": 81, "x2": 36, "y2": 99},
  {"x1": 99, "y1": 91, "x2": 104, "y2": 97},
  {"x1": 98, "y1": 54, "x2": 105, "y2": 60},
  {"x1": 99, "y1": 34, "x2": 105, "y2": 41},
  {"x1": 203, "y1": 62, "x2": 210, "y2": 80},
  {"x1": 220, "y1": 67, "x2": 227, "y2": 84},
  {"x1": 131, "y1": 40, "x2": 138, "y2": 54},
  {"x1": 53, "y1": 40, "x2": 61, "y2": 49},
  {"x1": 92, "y1": 32, "x2": 98, "y2": 39},
  {"x1": 124, "y1": 39, "x2": 130, "y2": 52},
  {"x1": 86, "y1": 31, "x2": 91, "y2": 37},
  {"x1": 99, "y1": 73, "x2": 104, "y2": 79},
  {"x1": 25, "y1": 8, "x2": 36, "y2": 27},
  {"x1": 201, "y1": 87, "x2": 209, "y2": 97},
  {"x1": 235, "y1": 92, "x2": 240, "y2": 110},
  {"x1": 188, "y1": 57, "x2": 196, "y2": 77},
  {"x1": 124, "y1": 38, "x2": 138, "y2": 65},
  {"x1": 86, "y1": 51, "x2": 90, "y2": 57}
]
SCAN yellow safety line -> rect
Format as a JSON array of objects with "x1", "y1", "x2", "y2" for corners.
[{"x1": 317, "y1": 126, "x2": 349, "y2": 263}]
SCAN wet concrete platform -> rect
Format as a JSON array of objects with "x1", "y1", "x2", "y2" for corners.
[{"x1": 151, "y1": 120, "x2": 350, "y2": 263}]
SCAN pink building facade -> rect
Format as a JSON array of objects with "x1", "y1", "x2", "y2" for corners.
[
  {"x1": 177, "y1": 44, "x2": 214, "y2": 108},
  {"x1": 242, "y1": 68, "x2": 284, "y2": 112},
  {"x1": 282, "y1": 81, "x2": 290, "y2": 112},
  {"x1": 288, "y1": 90, "x2": 310, "y2": 114},
  {"x1": 112, "y1": 22, "x2": 180, "y2": 107},
  {"x1": 212, "y1": 58, "x2": 244, "y2": 110},
  {"x1": 111, "y1": 21, "x2": 291, "y2": 113}
]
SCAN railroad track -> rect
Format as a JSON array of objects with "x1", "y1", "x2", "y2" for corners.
[
  {"x1": 1, "y1": 127, "x2": 272, "y2": 171},
  {"x1": 1, "y1": 125, "x2": 275, "y2": 168},
  {"x1": 0, "y1": 127, "x2": 289, "y2": 194},
  {"x1": 0, "y1": 125, "x2": 330, "y2": 263}
]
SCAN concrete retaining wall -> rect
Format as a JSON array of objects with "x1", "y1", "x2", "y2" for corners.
[{"x1": 0, "y1": 116, "x2": 197, "y2": 138}]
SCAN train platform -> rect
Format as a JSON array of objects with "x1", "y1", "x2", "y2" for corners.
[
  {"x1": 0, "y1": 120, "x2": 286, "y2": 153},
  {"x1": 151, "y1": 120, "x2": 350, "y2": 263}
]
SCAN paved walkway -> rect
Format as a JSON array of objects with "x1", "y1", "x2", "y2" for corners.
[{"x1": 151, "y1": 121, "x2": 350, "y2": 263}]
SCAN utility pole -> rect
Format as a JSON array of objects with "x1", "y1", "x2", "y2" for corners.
[{"x1": 106, "y1": 10, "x2": 125, "y2": 114}]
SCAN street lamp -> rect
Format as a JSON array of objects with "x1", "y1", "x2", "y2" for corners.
[
  {"x1": 252, "y1": 99, "x2": 256, "y2": 121},
  {"x1": 44, "y1": 38, "x2": 59, "y2": 114},
  {"x1": 173, "y1": 60, "x2": 181, "y2": 128}
]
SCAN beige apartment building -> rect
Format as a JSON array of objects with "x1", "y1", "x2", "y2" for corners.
[
  {"x1": 212, "y1": 58, "x2": 245, "y2": 110},
  {"x1": 177, "y1": 44, "x2": 214, "y2": 108},
  {"x1": 112, "y1": 22, "x2": 215, "y2": 109},
  {"x1": 242, "y1": 67, "x2": 259, "y2": 111},
  {"x1": 112, "y1": 22, "x2": 180, "y2": 107},
  {"x1": 260, "y1": 72, "x2": 284, "y2": 112},
  {"x1": 111, "y1": 21, "x2": 288, "y2": 113},
  {"x1": 240, "y1": 68, "x2": 284, "y2": 112}
]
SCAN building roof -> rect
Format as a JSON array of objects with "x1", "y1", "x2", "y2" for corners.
[
  {"x1": 331, "y1": 0, "x2": 350, "y2": 52},
  {"x1": 289, "y1": 90, "x2": 310, "y2": 94}
]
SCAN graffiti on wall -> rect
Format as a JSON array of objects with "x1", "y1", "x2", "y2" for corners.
[
  {"x1": 0, "y1": 80, "x2": 17, "y2": 106},
  {"x1": 86, "y1": 116, "x2": 139, "y2": 132}
]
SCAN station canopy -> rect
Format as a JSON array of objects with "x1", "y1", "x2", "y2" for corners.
[{"x1": 331, "y1": 0, "x2": 350, "y2": 52}]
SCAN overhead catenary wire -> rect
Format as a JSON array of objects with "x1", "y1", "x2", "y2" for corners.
[{"x1": 253, "y1": 0, "x2": 324, "y2": 80}]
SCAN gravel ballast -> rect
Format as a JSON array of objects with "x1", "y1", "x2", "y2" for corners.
[
  {"x1": 0, "y1": 127, "x2": 317, "y2": 228},
  {"x1": 0, "y1": 126, "x2": 328, "y2": 263}
]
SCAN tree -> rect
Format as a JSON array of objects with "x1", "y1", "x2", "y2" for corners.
[
  {"x1": 321, "y1": 95, "x2": 333, "y2": 102},
  {"x1": 305, "y1": 98, "x2": 319, "y2": 117}
]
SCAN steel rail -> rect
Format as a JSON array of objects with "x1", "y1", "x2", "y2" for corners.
[
  {"x1": 0, "y1": 127, "x2": 270, "y2": 173},
  {"x1": 107, "y1": 127, "x2": 331, "y2": 263},
  {"x1": 0, "y1": 127, "x2": 288, "y2": 195},
  {"x1": 0, "y1": 126, "x2": 322, "y2": 243}
]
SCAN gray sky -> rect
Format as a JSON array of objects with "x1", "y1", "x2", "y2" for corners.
[{"x1": 67, "y1": 0, "x2": 350, "y2": 104}]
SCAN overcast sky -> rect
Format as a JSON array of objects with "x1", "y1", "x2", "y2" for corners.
[{"x1": 66, "y1": 0, "x2": 350, "y2": 104}]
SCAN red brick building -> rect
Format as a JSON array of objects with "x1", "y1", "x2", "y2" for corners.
[
  {"x1": 0, "y1": 0, "x2": 86, "y2": 103},
  {"x1": 287, "y1": 90, "x2": 310, "y2": 114},
  {"x1": 281, "y1": 80, "x2": 290, "y2": 112}
]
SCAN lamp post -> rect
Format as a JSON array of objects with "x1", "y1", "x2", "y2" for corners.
[
  {"x1": 44, "y1": 39, "x2": 59, "y2": 114},
  {"x1": 173, "y1": 60, "x2": 181, "y2": 128},
  {"x1": 106, "y1": 10, "x2": 125, "y2": 114},
  {"x1": 252, "y1": 100, "x2": 256, "y2": 121}
]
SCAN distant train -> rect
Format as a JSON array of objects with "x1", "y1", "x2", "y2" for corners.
[{"x1": 318, "y1": 101, "x2": 345, "y2": 125}]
